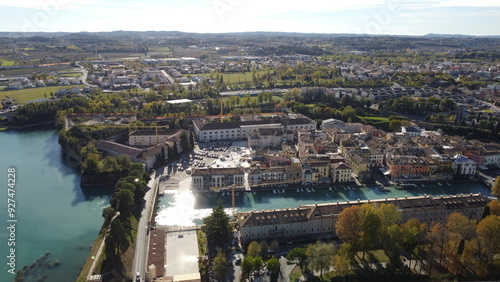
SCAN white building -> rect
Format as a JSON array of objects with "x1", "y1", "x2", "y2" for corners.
[
  {"x1": 193, "y1": 116, "x2": 316, "y2": 142},
  {"x1": 248, "y1": 128, "x2": 284, "y2": 149},
  {"x1": 453, "y1": 154, "x2": 477, "y2": 179},
  {"x1": 329, "y1": 162, "x2": 352, "y2": 183},
  {"x1": 401, "y1": 126, "x2": 422, "y2": 137},
  {"x1": 191, "y1": 167, "x2": 245, "y2": 191}
]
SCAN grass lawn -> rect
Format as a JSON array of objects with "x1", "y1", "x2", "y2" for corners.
[
  {"x1": 359, "y1": 116, "x2": 390, "y2": 123},
  {"x1": 289, "y1": 265, "x2": 303, "y2": 281},
  {"x1": 76, "y1": 228, "x2": 106, "y2": 282},
  {"x1": 150, "y1": 46, "x2": 170, "y2": 52},
  {"x1": 56, "y1": 72, "x2": 83, "y2": 77},
  {"x1": 0, "y1": 58, "x2": 16, "y2": 66},
  {"x1": 0, "y1": 85, "x2": 85, "y2": 103},
  {"x1": 358, "y1": 115, "x2": 390, "y2": 130},
  {"x1": 355, "y1": 249, "x2": 390, "y2": 264}
]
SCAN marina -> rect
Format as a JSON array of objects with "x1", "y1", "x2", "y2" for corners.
[{"x1": 155, "y1": 181, "x2": 492, "y2": 226}]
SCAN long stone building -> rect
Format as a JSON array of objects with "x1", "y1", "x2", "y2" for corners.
[
  {"x1": 192, "y1": 115, "x2": 316, "y2": 142},
  {"x1": 237, "y1": 193, "x2": 489, "y2": 244}
]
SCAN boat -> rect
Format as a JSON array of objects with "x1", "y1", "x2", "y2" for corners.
[
  {"x1": 273, "y1": 189, "x2": 277, "y2": 194},
  {"x1": 334, "y1": 187, "x2": 338, "y2": 191},
  {"x1": 329, "y1": 187, "x2": 332, "y2": 191},
  {"x1": 447, "y1": 182, "x2": 452, "y2": 187},
  {"x1": 421, "y1": 184, "x2": 425, "y2": 188},
  {"x1": 306, "y1": 188, "x2": 311, "y2": 193},
  {"x1": 300, "y1": 188, "x2": 304, "y2": 192},
  {"x1": 253, "y1": 191, "x2": 256, "y2": 195},
  {"x1": 438, "y1": 182, "x2": 442, "y2": 186},
  {"x1": 343, "y1": 187, "x2": 347, "y2": 190},
  {"x1": 221, "y1": 192, "x2": 225, "y2": 197},
  {"x1": 296, "y1": 188, "x2": 300, "y2": 192},
  {"x1": 282, "y1": 189, "x2": 285, "y2": 194},
  {"x1": 379, "y1": 187, "x2": 391, "y2": 192},
  {"x1": 311, "y1": 188, "x2": 315, "y2": 192}
]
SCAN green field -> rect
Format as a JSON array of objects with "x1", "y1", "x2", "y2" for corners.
[
  {"x1": 0, "y1": 59, "x2": 16, "y2": 66},
  {"x1": 150, "y1": 47, "x2": 171, "y2": 52},
  {"x1": 0, "y1": 85, "x2": 85, "y2": 103},
  {"x1": 190, "y1": 71, "x2": 267, "y2": 84},
  {"x1": 358, "y1": 116, "x2": 390, "y2": 130},
  {"x1": 56, "y1": 72, "x2": 83, "y2": 77}
]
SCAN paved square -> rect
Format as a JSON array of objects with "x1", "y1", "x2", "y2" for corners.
[{"x1": 165, "y1": 230, "x2": 200, "y2": 277}]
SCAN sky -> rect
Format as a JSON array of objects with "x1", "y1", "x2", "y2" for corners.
[{"x1": 0, "y1": 0, "x2": 499, "y2": 35}]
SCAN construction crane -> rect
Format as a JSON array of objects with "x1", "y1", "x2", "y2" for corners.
[{"x1": 210, "y1": 184, "x2": 245, "y2": 227}]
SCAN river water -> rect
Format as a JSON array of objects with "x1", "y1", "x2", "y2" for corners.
[
  {"x1": 0, "y1": 129, "x2": 112, "y2": 282},
  {"x1": 156, "y1": 178, "x2": 492, "y2": 226}
]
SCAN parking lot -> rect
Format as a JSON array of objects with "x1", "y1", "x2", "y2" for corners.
[{"x1": 187, "y1": 141, "x2": 251, "y2": 171}]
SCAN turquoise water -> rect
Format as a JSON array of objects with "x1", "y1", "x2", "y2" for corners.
[
  {"x1": 156, "y1": 181, "x2": 492, "y2": 226},
  {"x1": 0, "y1": 129, "x2": 112, "y2": 282}
]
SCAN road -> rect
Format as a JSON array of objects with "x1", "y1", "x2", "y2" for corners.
[
  {"x1": 75, "y1": 61, "x2": 91, "y2": 86},
  {"x1": 475, "y1": 98, "x2": 500, "y2": 114},
  {"x1": 160, "y1": 70, "x2": 176, "y2": 84},
  {"x1": 132, "y1": 172, "x2": 157, "y2": 281}
]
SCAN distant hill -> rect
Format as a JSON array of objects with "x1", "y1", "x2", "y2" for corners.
[
  {"x1": 424, "y1": 33, "x2": 500, "y2": 38},
  {"x1": 0, "y1": 30, "x2": 499, "y2": 39}
]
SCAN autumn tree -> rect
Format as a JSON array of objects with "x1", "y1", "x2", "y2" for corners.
[
  {"x1": 306, "y1": 241, "x2": 336, "y2": 279},
  {"x1": 335, "y1": 205, "x2": 362, "y2": 245},
  {"x1": 446, "y1": 212, "x2": 476, "y2": 240},
  {"x1": 247, "y1": 241, "x2": 262, "y2": 257},
  {"x1": 376, "y1": 203, "x2": 402, "y2": 227},
  {"x1": 380, "y1": 224, "x2": 404, "y2": 268},
  {"x1": 401, "y1": 218, "x2": 427, "y2": 269},
  {"x1": 359, "y1": 204, "x2": 382, "y2": 259},
  {"x1": 476, "y1": 215, "x2": 500, "y2": 262},
  {"x1": 487, "y1": 199, "x2": 500, "y2": 216},
  {"x1": 334, "y1": 242, "x2": 355, "y2": 276},
  {"x1": 492, "y1": 176, "x2": 500, "y2": 197}
]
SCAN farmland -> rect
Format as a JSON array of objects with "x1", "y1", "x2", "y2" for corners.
[{"x1": 0, "y1": 85, "x2": 85, "y2": 103}]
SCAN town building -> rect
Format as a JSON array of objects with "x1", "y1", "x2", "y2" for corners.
[
  {"x1": 129, "y1": 128, "x2": 184, "y2": 147},
  {"x1": 192, "y1": 115, "x2": 316, "y2": 142},
  {"x1": 453, "y1": 154, "x2": 477, "y2": 179},
  {"x1": 191, "y1": 167, "x2": 245, "y2": 191},
  {"x1": 97, "y1": 140, "x2": 167, "y2": 171},
  {"x1": 329, "y1": 162, "x2": 353, "y2": 183}
]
